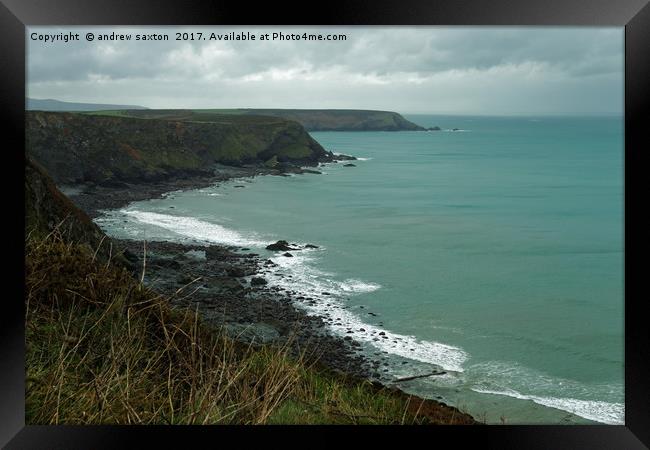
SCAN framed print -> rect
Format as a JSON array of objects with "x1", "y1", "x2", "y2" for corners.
[{"x1": 2, "y1": 0, "x2": 648, "y2": 447}]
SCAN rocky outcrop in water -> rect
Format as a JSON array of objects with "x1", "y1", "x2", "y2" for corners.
[{"x1": 266, "y1": 240, "x2": 298, "y2": 251}]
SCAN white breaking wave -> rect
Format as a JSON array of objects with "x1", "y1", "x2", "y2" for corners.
[
  {"x1": 259, "y1": 251, "x2": 468, "y2": 373},
  {"x1": 102, "y1": 208, "x2": 467, "y2": 373},
  {"x1": 97, "y1": 207, "x2": 615, "y2": 424},
  {"x1": 471, "y1": 387, "x2": 624, "y2": 425},
  {"x1": 121, "y1": 210, "x2": 267, "y2": 247},
  {"x1": 467, "y1": 360, "x2": 624, "y2": 424},
  {"x1": 331, "y1": 152, "x2": 372, "y2": 161}
]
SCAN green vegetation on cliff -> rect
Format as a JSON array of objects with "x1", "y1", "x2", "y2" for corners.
[
  {"x1": 91, "y1": 108, "x2": 425, "y2": 132},
  {"x1": 26, "y1": 111, "x2": 328, "y2": 185}
]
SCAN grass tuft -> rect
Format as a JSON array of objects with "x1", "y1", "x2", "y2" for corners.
[{"x1": 25, "y1": 230, "x2": 473, "y2": 425}]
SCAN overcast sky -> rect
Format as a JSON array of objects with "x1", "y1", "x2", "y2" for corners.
[{"x1": 27, "y1": 26, "x2": 623, "y2": 115}]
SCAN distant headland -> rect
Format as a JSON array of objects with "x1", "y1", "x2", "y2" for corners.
[{"x1": 27, "y1": 99, "x2": 425, "y2": 132}]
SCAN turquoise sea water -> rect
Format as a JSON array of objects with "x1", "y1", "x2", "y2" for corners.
[{"x1": 96, "y1": 115, "x2": 624, "y2": 424}]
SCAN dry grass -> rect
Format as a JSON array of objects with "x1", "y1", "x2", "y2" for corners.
[
  {"x1": 26, "y1": 230, "x2": 307, "y2": 424},
  {"x1": 25, "y1": 228, "x2": 473, "y2": 425}
]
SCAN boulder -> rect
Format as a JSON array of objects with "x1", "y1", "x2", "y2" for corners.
[
  {"x1": 251, "y1": 277, "x2": 268, "y2": 286},
  {"x1": 266, "y1": 240, "x2": 296, "y2": 251}
]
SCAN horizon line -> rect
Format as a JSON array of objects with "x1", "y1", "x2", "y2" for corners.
[{"x1": 26, "y1": 98, "x2": 622, "y2": 117}]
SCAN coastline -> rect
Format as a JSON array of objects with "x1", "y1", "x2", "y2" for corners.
[
  {"x1": 65, "y1": 160, "x2": 478, "y2": 424},
  {"x1": 67, "y1": 163, "x2": 328, "y2": 219}
]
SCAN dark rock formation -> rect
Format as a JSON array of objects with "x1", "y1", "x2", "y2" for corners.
[
  {"x1": 250, "y1": 277, "x2": 268, "y2": 286},
  {"x1": 266, "y1": 240, "x2": 297, "y2": 251},
  {"x1": 332, "y1": 153, "x2": 357, "y2": 161}
]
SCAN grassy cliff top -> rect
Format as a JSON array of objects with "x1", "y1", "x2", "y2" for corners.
[{"x1": 84, "y1": 108, "x2": 425, "y2": 131}]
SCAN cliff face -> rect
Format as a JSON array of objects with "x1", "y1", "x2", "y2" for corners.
[
  {"x1": 96, "y1": 109, "x2": 425, "y2": 132},
  {"x1": 26, "y1": 111, "x2": 328, "y2": 185},
  {"x1": 25, "y1": 156, "x2": 117, "y2": 262}
]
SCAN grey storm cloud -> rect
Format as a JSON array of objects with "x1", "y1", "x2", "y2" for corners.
[{"x1": 26, "y1": 26, "x2": 623, "y2": 115}]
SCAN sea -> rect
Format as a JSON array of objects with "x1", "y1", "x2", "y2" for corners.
[{"x1": 95, "y1": 114, "x2": 624, "y2": 424}]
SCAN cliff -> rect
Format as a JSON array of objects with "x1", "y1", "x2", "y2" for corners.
[
  {"x1": 25, "y1": 156, "x2": 121, "y2": 263},
  {"x1": 235, "y1": 109, "x2": 425, "y2": 131},
  {"x1": 26, "y1": 111, "x2": 329, "y2": 185},
  {"x1": 92, "y1": 108, "x2": 425, "y2": 132}
]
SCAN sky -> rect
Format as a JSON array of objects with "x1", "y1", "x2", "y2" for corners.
[{"x1": 26, "y1": 26, "x2": 624, "y2": 115}]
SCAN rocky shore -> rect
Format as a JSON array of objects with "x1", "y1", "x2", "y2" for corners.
[
  {"x1": 115, "y1": 238, "x2": 373, "y2": 380},
  {"x1": 66, "y1": 159, "x2": 350, "y2": 219},
  {"x1": 64, "y1": 159, "x2": 476, "y2": 423},
  {"x1": 66, "y1": 157, "x2": 373, "y2": 378}
]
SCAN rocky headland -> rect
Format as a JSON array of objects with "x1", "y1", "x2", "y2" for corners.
[{"x1": 89, "y1": 108, "x2": 426, "y2": 132}]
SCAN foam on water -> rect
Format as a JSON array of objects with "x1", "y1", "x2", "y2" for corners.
[
  {"x1": 467, "y1": 360, "x2": 624, "y2": 424},
  {"x1": 471, "y1": 387, "x2": 623, "y2": 425},
  {"x1": 119, "y1": 210, "x2": 267, "y2": 247},
  {"x1": 332, "y1": 152, "x2": 372, "y2": 161},
  {"x1": 263, "y1": 237, "x2": 622, "y2": 422},
  {"x1": 259, "y1": 249, "x2": 468, "y2": 373},
  {"x1": 97, "y1": 209, "x2": 621, "y2": 423},
  {"x1": 98, "y1": 206, "x2": 468, "y2": 373},
  {"x1": 94, "y1": 184, "x2": 620, "y2": 424}
]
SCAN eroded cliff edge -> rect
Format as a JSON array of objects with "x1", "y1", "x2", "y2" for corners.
[{"x1": 26, "y1": 111, "x2": 331, "y2": 185}]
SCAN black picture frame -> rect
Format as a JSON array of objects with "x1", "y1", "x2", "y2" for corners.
[{"x1": 2, "y1": 0, "x2": 648, "y2": 447}]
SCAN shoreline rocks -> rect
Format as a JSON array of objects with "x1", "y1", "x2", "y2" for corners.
[
  {"x1": 62, "y1": 156, "x2": 477, "y2": 424},
  {"x1": 112, "y1": 238, "x2": 373, "y2": 380},
  {"x1": 265, "y1": 240, "x2": 298, "y2": 251}
]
